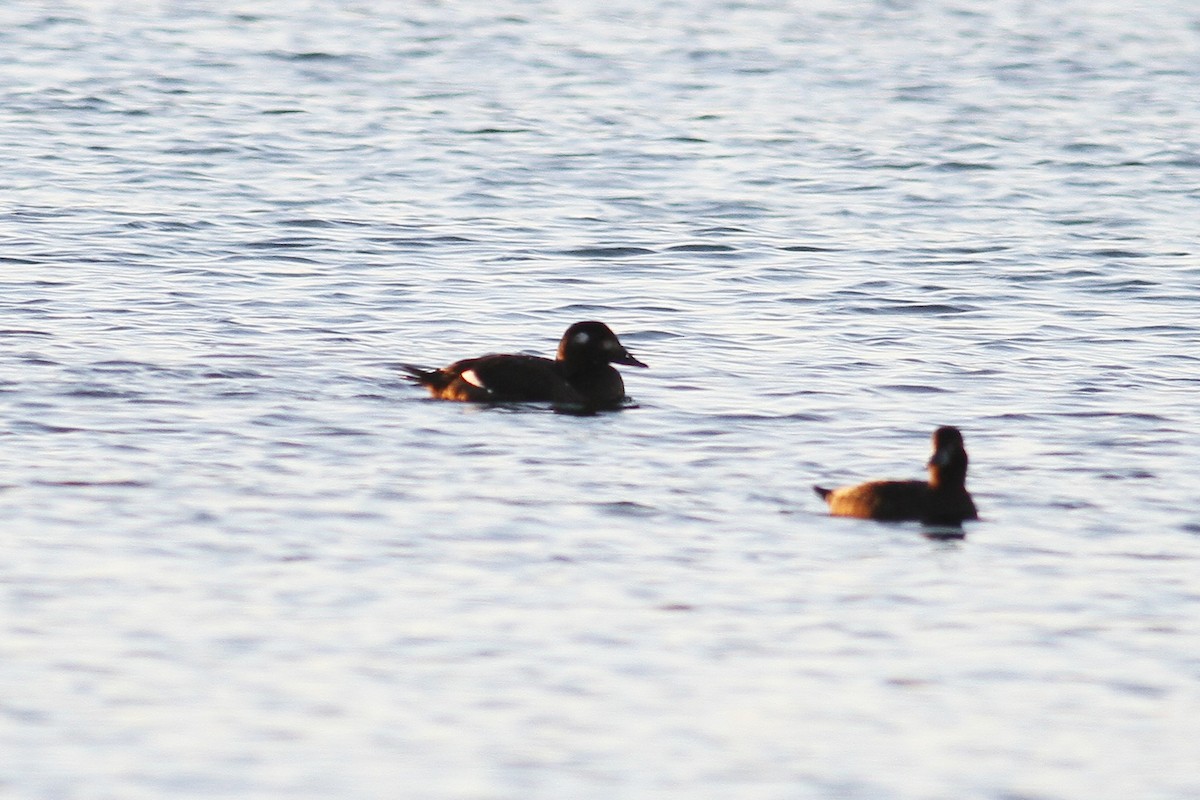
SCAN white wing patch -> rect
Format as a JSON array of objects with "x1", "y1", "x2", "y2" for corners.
[{"x1": 460, "y1": 369, "x2": 487, "y2": 389}]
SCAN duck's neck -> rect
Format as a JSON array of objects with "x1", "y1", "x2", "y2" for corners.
[
  {"x1": 929, "y1": 455, "x2": 968, "y2": 490},
  {"x1": 559, "y1": 357, "x2": 606, "y2": 379}
]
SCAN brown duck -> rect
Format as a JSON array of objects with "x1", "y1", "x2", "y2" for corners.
[{"x1": 814, "y1": 426, "x2": 978, "y2": 525}]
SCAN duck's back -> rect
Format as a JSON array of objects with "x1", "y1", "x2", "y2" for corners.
[
  {"x1": 409, "y1": 354, "x2": 582, "y2": 403},
  {"x1": 818, "y1": 480, "x2": 930, "y2": 521},
  {"x1": 816, "y1": 480, "x2": 976, "y2": 524}
]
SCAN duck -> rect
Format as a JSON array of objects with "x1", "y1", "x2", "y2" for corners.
[
  {"x1": 401, "y1": 321, "x2": 646, "y2": 408},
  {"x1": 813, "y1": 426, "x2": 978, "y2": 525}
]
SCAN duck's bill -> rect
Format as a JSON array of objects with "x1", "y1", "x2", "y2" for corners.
[{"x1": 614, "y1": 351, "x2": 648, "y2": 368}]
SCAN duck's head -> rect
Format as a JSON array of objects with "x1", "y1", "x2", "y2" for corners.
[
  {"x1": 557, "y1": 321, "x2": 647, "y2": 368},
  {"x1": 927, "y1": 425, "x2": 969, "y2": 487}
]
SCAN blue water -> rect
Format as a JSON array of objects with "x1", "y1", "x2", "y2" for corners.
[{"x1": 3, "y1": 1, "x2": 1200, "y2": 798}]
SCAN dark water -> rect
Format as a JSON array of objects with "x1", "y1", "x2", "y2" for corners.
[{"x1": 3, "y1": 1, "x2": 1200, "y2": 798}]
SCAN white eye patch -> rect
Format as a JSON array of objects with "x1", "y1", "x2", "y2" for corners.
[
  {"x1": 572, "y1": 331, "x2": 591, "y2": 345},
  {"x1": 460, "y1": 369, "x2": 486, "y2": 388}
]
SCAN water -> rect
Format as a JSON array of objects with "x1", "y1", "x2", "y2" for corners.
[{"x1": 3, "y1": 0, "x2": 1200, "y2": 797}]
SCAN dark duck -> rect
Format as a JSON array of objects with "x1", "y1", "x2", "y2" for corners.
[
  {"x1": 402, "y1": 321, "x2": 646, "y2": 408},
  {"x1": 813, "y1": 426, "x2": 978, "y2": 526}
]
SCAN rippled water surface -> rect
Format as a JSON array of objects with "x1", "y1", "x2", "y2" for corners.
[{"x1": 3, "y1": 1, "x2": 1200, "y2": 797}]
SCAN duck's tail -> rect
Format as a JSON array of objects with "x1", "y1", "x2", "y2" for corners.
[
  {"x1": 399, "y1": 364, "x2": 450, "y2": 391},
  {"x1": 812, "y1": 485, "x2": 833, "y2": 500}
]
